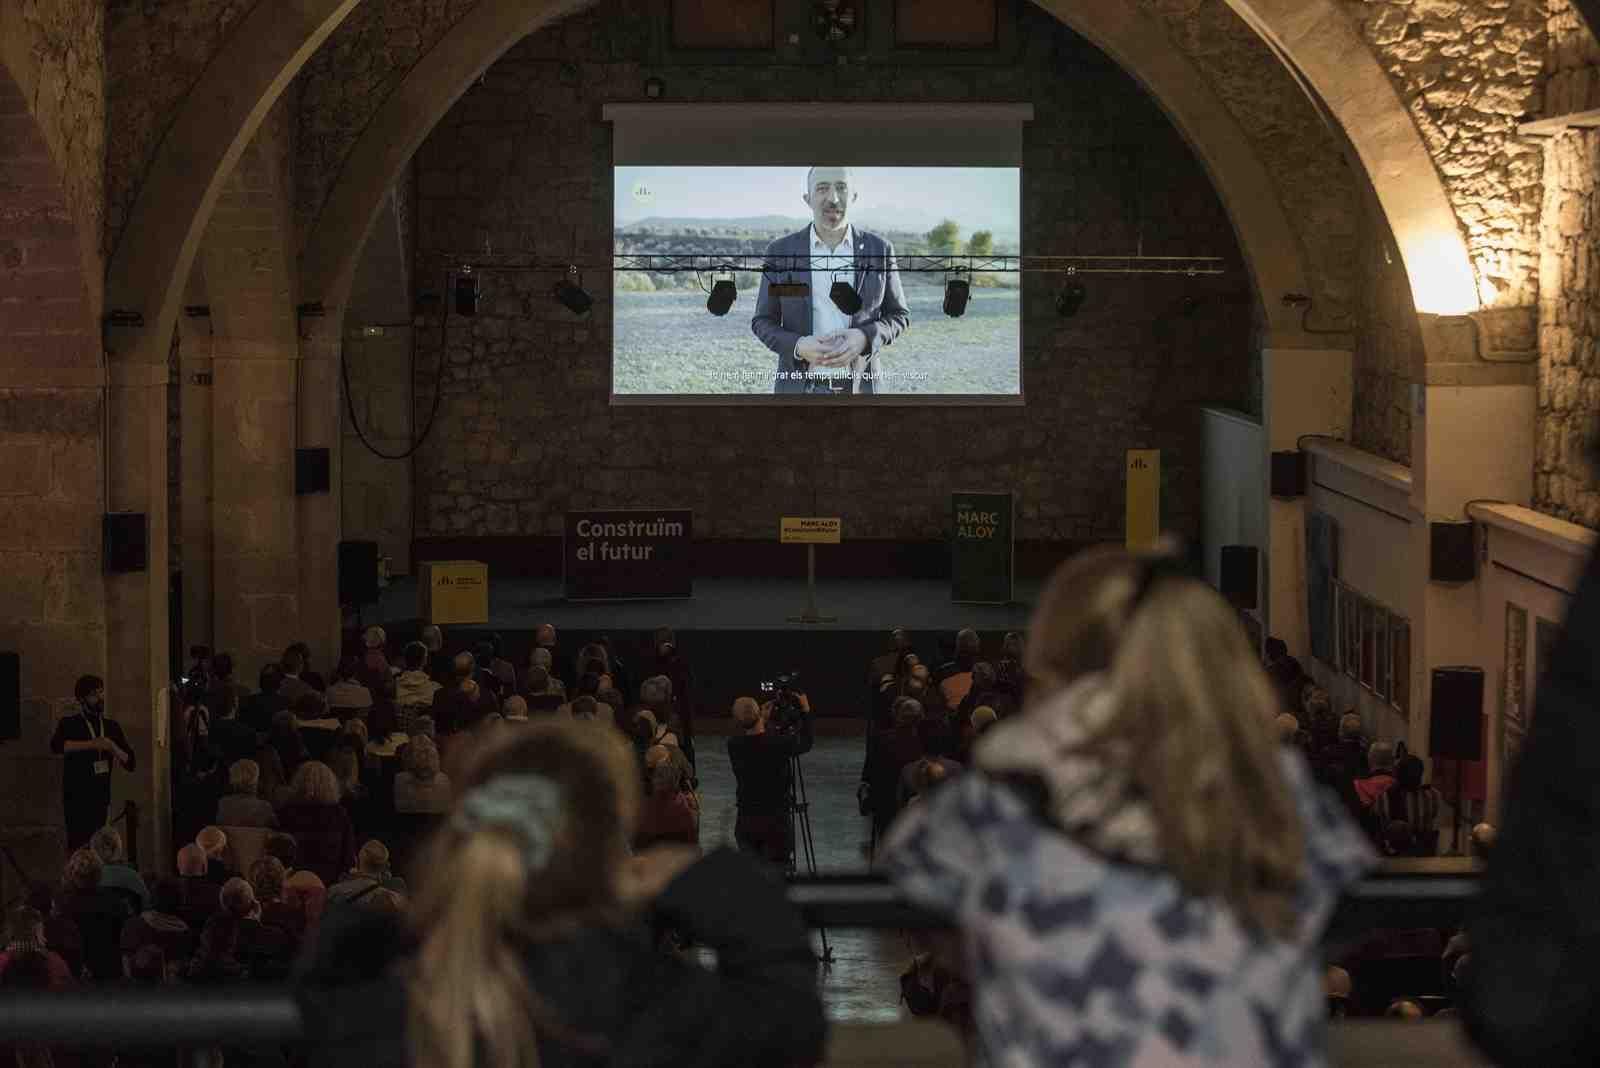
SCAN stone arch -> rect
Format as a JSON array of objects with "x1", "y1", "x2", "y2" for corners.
[
  {"x1": 1223, "y1": 0, "x2": 1480, "y2": 315},
  {"x1": 102, "y1": 0, "x2": 362, "y2": 367},
  {"x1": 300, "y1": 0, "x2": 1318, "y2": 342}
]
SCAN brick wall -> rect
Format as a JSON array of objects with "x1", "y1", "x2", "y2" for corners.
[
  {"x1": 408, "y1": 1, "x2": 1260, "y2": 543},
  {"x1": 1535, "y1": 1, "x2": 1600, "y2": 527}
]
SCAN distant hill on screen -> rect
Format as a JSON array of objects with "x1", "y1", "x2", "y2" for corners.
[{"x1": 619, "y1": 216, "x2": 810, "y2": 233}]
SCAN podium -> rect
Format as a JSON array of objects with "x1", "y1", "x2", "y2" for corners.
[{"x1": 419, "y1": 560, "x2": 489, "y2": 624}]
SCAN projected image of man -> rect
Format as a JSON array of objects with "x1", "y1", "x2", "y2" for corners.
[{"x1": 752, "y1": 167, "x2": 910, "y2": 396}]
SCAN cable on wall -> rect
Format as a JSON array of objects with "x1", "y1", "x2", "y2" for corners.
[{"x1": 342, "y1": 272, "x2": 453, "y2": 461}]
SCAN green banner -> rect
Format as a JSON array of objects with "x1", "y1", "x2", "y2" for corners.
[{"x1": 952, "y1": 492, "x2": 1014, "y2": 604}]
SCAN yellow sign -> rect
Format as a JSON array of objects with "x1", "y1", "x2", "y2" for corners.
[
  {"x1": 781, "y1": 517, "x2": 842, "y2": 544},
  {"x1": 1125, "y1": 449, "x2": 1161, "y2": 551},
  {"x1": 419, "y1": 560, "x2": 489, "y2": 625}
]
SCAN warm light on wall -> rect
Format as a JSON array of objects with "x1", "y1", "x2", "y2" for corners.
[{"x1": 1396, "y1": 228, "x2": 1480, "y2": 316}]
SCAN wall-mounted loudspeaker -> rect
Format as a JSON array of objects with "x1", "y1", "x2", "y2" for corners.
[
  {"x1": 1430, "y1": 521, "x2": 1476, "y2": 583},
  {"x1": 1219, "y1": 544, "x2": 1259, "y2": 610},
  {"x1": 103, "y1": 513, "x2": 148, "y2": 573},
  {"x1": 338, "y1": 540, "x2": 380, "y2": 607},
  {"x1": 1429, "y1": 666, "x2": 1484, "y2": 761},
  {"x1": 0, "y1": 651, "x2": 18, "y2": 742},
  {"x1": 295, "y1": 448, "x2": 331, "y2": 495},
  {"x1": 1270, "y1": 451, "x2": 1307, "y2": 498}
]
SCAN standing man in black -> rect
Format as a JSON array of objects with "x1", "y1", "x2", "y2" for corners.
[
  {"x1": 726, "y1": 693, "x2": 814, "y2": 868},
  {"x1": 49, "y1": 675, "x2": 136, "y2": 851}
]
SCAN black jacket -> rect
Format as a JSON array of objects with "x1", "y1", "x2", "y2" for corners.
[
  {"x1": 49, "y1": 710, "x2": 135, "y2": 810},
  {"x1": 295, "y1": 848, "x2": 825, "y2": 1068},
  {"x1": 727, "y1": 719, "x2": 814, "y2": 815},
  {"x1": 1464, "y1": 539, "x2": 1600, "y2": 1066}
]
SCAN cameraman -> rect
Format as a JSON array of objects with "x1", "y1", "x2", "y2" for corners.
[{"x1": 726, "y1": 692, "x2": 814, "y2": 866}]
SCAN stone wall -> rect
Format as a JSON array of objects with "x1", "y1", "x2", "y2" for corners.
[
  {"x1": 1534, "y1": 1, "x2": 1600, "y2": 527},
  {"x1": 1342, "y1": 0, "x2": 1548, "y2": 310},
  {"x1": 104, "y1": 0, "x2": 255, "y2": 259},
  {"x1": 0, "y1": 65, "x2": 106, "y2": 879},
  {"x1": 410, "y1": 1, "x2": 1260, "y2": 543},
  {"x1": 1353, "y1": 174, "x2": 1424, "y2": 464},
  {"x1": 7, "y1": 0, "x2": 106, "y2": 309}
]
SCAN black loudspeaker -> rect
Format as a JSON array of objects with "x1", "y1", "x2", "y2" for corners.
[
  {"x1": 103, "y1": 512, "x2": 148, "y2": 573},
  {"x1": 0, "y1": 652, "x2": 18, "y2": 742},
  {"x1": 1429, "y1": 666, "x2": 1485, "y2": 761},
  {"x1": 1270, "y1": 450, "x2": 1307, "y2": 497},
  {"x1": 295, "y1": 448, "x2": 331, "y2": 495},
  {"x1": 1219, "y1": 544, "x2": 1259, "y2": 609},
  {"x1": 338, "y1": 540, "x2": 380, "y2": 606},
  {"x1": 1430, "y1": 521, "x2": 1476, "y2": 582}
]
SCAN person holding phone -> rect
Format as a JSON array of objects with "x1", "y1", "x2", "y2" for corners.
[{"x1": 50, "y1": 675, "x2": 137, "y2": 850}]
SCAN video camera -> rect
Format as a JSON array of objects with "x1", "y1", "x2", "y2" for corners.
[{"x1": 759, "y1": 671, "x2": 807, "y2": 730}]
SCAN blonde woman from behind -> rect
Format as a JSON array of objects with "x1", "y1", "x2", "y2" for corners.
[
  {"x1": 883, "y1": 546, "x2": 1377, "y2": 1067},
  {"x1": 295, "y1": 717, "x2": 824, "y2": 1068}
]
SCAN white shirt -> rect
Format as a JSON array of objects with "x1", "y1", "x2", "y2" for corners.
[{"x1": 808, "y1": 223, "x2": 855, "y2": 352}]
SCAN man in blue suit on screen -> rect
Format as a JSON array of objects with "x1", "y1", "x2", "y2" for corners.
[{"x1": 752, "y1": 166, "x2": 910, "y2": 396}]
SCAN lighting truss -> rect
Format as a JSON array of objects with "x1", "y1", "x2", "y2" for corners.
[{"x1": 453, "y1": 254, "x2": 1228, "y2": 277}]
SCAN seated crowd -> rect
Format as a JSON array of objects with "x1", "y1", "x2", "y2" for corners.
[{"x1": 0, "y1": 556, "x2": 1525, "y2": 1067}]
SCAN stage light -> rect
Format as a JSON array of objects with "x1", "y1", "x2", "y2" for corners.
[
  {"x1": 1056, "y1": 279, "x2": 1087, "y2": 318},
  {"x1": 706, "y1": 272, "x2": 737, "y2": 316},
  {"x1": 454, "y1": 269, "x2": 478, "y2": 316},
  {"x1": 552, "y1": 266, "x2": 592, "y2": 317},
  {"x1": 829, "y1": 279, "x2": 862, "y2": 316},
  {"x1": 943, "y1": 277, "x2": 970, "y2": 318}
]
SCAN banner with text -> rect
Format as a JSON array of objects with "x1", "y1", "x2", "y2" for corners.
[
  {"x1": 564, "y1": 509, "x2": 693, "y2": 600},
  {"x1": 952, "y1": 492, "x2": 1013, "y2": 604}
]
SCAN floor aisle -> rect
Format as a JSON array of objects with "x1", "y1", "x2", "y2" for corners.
[{"x1": 694, "y1": 734, "x2": 909, "y2": 1023}]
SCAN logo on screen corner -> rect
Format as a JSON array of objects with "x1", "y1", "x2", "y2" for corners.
[{"x1": 631, "y1": 182, "x2": 655, "y2": 205}]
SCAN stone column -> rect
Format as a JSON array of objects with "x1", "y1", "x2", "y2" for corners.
[
  {"x1": 177, "y1": 307, "x2": 215, "y2": 655},
  {"x1": 298, "y1": 317, "x2": 343, "y2": 672},
  {"x1": 103, "y1": 341, "x2": 172, "y2": 876},
  {"x1": 1261, "y1": 344, "x2": 1354, "y2": 657}
]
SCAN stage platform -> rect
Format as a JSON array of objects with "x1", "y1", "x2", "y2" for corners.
[{"x1": 370, "y1": 575, "x2": 1037, "y2": 722}]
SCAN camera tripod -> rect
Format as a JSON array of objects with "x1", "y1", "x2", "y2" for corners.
[{"x1": 786, "y1": 753, "x2": 833, "y2": 965}]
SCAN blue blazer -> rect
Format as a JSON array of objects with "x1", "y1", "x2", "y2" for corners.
[{"x1": 751, "y1": 227, "x2": 910, "y2": 395}]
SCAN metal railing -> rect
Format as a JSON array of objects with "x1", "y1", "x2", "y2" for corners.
[{"x1": 0, "y1": 868, "x2": 1481, "y2": 1048}]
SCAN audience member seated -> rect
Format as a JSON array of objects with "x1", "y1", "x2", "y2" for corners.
[
  {"x1": 294, "y1": 717, "x2": 825, "y2": 1068},
  {"x1": 89, "y1": 826, "x2": 150, "y2": 913},
  {"x1": 219, "y1": 876, "x2": 294, "y2": 980},
  {"x1": 328, "y1": 744, "x2": 370, "y2": 826},
  {"x1": 395, "y1": 641, "x2": 441, "y2": 727},
  {"x1": 243, "y1": 663, "x2": 290, "y2": 736},
  {"x1": 197, "y1": 825, "x2": 231, "y2": 881},
  {"x1": 278, "y1": 761, "x2": 358, "y2": 885},
  {"x1": 421, "y1": 624, "x2": 452, "y2": 688},
  {"x1": 898, "y1": 751, "x2": 961, "y2": 811},
  {"x1": 367, "y1": 672, "x2": 401, "y2": 743},
  {"x1": 327, "y1": 841, "x2": 409, "y2": 907},
  {"x1": 279, "y1": 647, "x2": 316, "y2": 703},
  {"x1": 0, "y1": 906, "x2": 74, "y2": 989},
  {"x1": 501, "y1": 695, "x2": 529, "y2": 723},
  {"x1": 884, "y1": 547, "x2": 1377, "y2": 1065},
  {"x1": 58, "y1": 846, "x2": 132, "y2": 982},
  {"x1": 121, "y1": 876, "x2": 194, "y2": 976},
  {"x1": 1325, "y1": 965, "x2": 1353, "y2": 1018},
  {"x1": 290, "y1": 640, "x2": 329, "y2": 693},
  {"x1": 1374, "y1": 754, "x2": 1441, "y2": 856},
  {"x1": 520, "y1": 666, "x2": 564, "y2": 716},
  {"x1": 394, "y1": 735, "x2": 452, "y2": 815},
  {"x1": 249, "y1": 856, "x2": 305, "y2": 942},
  {"x1": 435, "y1": 653, "x2": 497, "y2": 734},
  {"x1": 184, "y1": 914, "x2": 248, "y2": 984},
  {"x1": 526, "y1": 646, "x2": 567, "y2": 698},
  {"x1": 481, "y1": 633, "x2": 518, "y2": 696},
  {"x1": 1386, "y1": 998, "x2": 1425, "y2": 1019},
  {"x1": 209, "y1": 687, "x2": 259, "y2": 768},
  {"x1": 865, "y1": 697, "x2": 926, "y2": 845},
  {"x1": 175, "y1": 843, "x2": 224, "y2": 930},
  {"x1": 285, "y1": 870, "x2": 328, "y2": 941},
  {"x1": 294, "y1": 691, "x2": 343, "y2": 760},
  {"x1": 1469, "y1": 821, "x2": 1496, "y2": 860},
  {"x1": 636, "y1": 755, "x2": 700, "y2": 850},
  {"x1": 270, "y1": 708, "x2": 310, "y2": 775},
  {"x1": 325, "y1": 656, "x2": 374, "y2": 720},
  {"x1": 360, "y1": 626, "x2": 394, "y2": 691},
  {"x1": 27, "y1": 882, "x2": 84, "y2": 980},
  {"x1": 242, "y1": 746, "x2": 286, "y2": 814},
  {"x1": 218, "y1": 758, "x2": 280, "y2": 828},
  {"x1": 1274, "y1": 713, "x2": 1302, "y2": 746},
  {"x1": 935, "y1": 628, "x2": 982, "y2": 708},
  {"x1": 1353, "y1": 741, "x2": 1399, "y2": 843}
]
